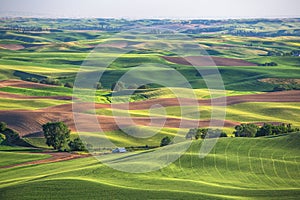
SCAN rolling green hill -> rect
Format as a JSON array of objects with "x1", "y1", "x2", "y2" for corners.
[
  {"x1": 1, "y1": 133, "x2": 300, "y2": 199},
  {"x1": 1, "y1": 18, "x2": 300, "y2": 199},
  {"x1": 1, "y1": 29, "x2": 300, "y2": 92},
  {"x1": 93, "y1": 102, "x2": 300, "y2": 128}
]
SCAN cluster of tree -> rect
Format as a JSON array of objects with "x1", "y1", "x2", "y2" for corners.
[
  {"x1": 0, "y1": 22, "x2": 121, "y2": 33},
  {"x1": 273, "y1": 84, "x2": 300, "y2": 91},
  {"x1": 234, "y1": 123, "x2": 299, "y2": 138},
  {"x1": 186, "y1": 128, "x2": 227, "y2": 140},
  {"x1": 42, "y1": 122, "x2": 86, "y2": 152},
  {"x1": 26, "y1": 77, "x2": 105, "y2": 90},
  {"x1": 228, "y1": 30, "x2": 300, "y2": 37},
  {"x1": 126, "y1": 145, "x2": 160, "y2": 151},
  {"x1": 189, "y1": 20, "x2": 222, "y2": 25},
  {"x1": 258, "y1": 62, "x2": 278, "y2": 66},
  {"x1": 0, "y1": 25, "x2": 48, "y2": 32},
  {"x1": 26, "y1": 77, "x2": 74, "y2": 88},
  {"x1": 2, "y1": 18, "x2": 300, "y2": 36},
  {"x1": 291, "y1": 50, "x2": 300, "y2": 57},
  {"x1": 58, "y1": 25, "x2": 122, "y2": 32},
  {"x1": 267, "y1": 50, "x2": 300, "y2": 57},
  {"x1": 183, "y1": 27, "x2": 225, "y2": 34},
  {"x1": 0, "y1": 122, "x2": 20, "y2": 145},
  {"x1": 267, "y1": 51, "x2": 287, "y2": 56},
  {"x1": 111, "y1": 81, "x2": 150, "y2": 92},
  {"x1": 40, "y1": 78, "x2": 63, "y2": 86}
]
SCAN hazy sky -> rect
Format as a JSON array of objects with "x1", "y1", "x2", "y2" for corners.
[{"x1": 0, "y1": 0, "x2": 299, "y2": 19}]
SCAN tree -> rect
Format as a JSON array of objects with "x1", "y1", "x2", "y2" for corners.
[
  {"x1": 0, "y1": 122, "x2": 7, "y2": 132},
  {"x1": 208, "y1": 129, "x2": 227, "y2": 138},
  {"x1": 0, "y1": 133, "x2": 6, "y2": 144},
  {"x1": 40, "y1": 78, "x2": 62, "y2": 86},
  {"x1": 286, "y1": 124, "x2": 298, "y2": 133},
  {"x1": 273, "y1": 123, "x2": 288, "y2": 135},
  {"x1": 220, "y1": 132, "x2": 228, "y2": 137},
  {"x1": 128, "y1": 83, "x2": 139, "y2": 89},
  {"x1": 26, "y1": 77, "x2": 39, "y2": 83},
  {"x1": 199, "y1": 128, "x2": 209, "y2": 139},
  {"x1": 186, "y1": 128, "x2": 198, "y2": 140},
  {"x1": 137, "y1": 84, "x2": 150, "y2": 90},
  {"x1": 160, "y1": 136, "x2": 172, "y2": 147},
  {"x1": 111, "y1": 81, "x2": 125, "y2": 92},
  {"x1": 234, "y1": 124, "x2": 258, "y2": 137},
  {"x1": 2, "y1": 129, "x2": 20, "y2": 144},
  {"x1": 42, "y1": 122, "x2": 70, "y2": 151},
  {"x1": 68, "y1": 137, "x2": 86, "y2": 151},
  {"x1": 0, "y1": 122, "x2": 20, "y2": 145},
  {"x1": 201, "y1": 129, "x2": 227, "y2": 139},
  {"x1": 186, "y1": 128, "x2": 205, "y2": 140},
  {"x1": 256, "y1": 123, "x2": 273, "y2": 137},
  {"x1": 94, "y1": 82, "x2": 102, "y2": 90},
  {"x1": 186, "y1": 128, "x2": 227, "y2": 140}
]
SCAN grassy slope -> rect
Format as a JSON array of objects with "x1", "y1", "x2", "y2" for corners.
[
  {"x1": 0, "y1": 146, "x2": 50, "y2": 167},
  {"x1": 1, "y1": 31, "x2": 300, "y2": 92},
  {"x1": 0, "y1": 98, "x2": 69, "y2": 110},
  {"x1": 0, "y1": 27, "x2": 299, "y2": 199},
  {"x1": 94, "y1": 102, "x2": 300, "y2": 127},
  {"x1": 0, "y1": 86, "x2": 111, "y2": 103},
  {"x1": 1, "y1": 133, "x2": 300, "y2": 199},
  {"x1": 78, "y1": 127, "x2": 182, "y2": 147},
  {"x1": 0, "y1": 86, "x2": 74, "y2": 97}
]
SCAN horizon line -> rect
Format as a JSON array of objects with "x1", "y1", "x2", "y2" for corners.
[{"x1": 1, "y1": 16, "x2": 300, "y2": 21}]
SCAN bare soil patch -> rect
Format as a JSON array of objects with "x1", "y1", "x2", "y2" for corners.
[
  {"x1": 0, "y1": 91, "x2": 72, "y2": 100},
  {"x1": 0, "y1": 80, "x2": 72, "y2": 100},
  {"x1": 162, "y1": 56, "x2": 257, "y2": 66},
  {"x1": 0, "y1": 44, "x2": 24, "y2": 50},
  {"x1": 0, "y1": 109, "x2": 237, "y2": 136},
  {"x1": 1, "y1": 90, "x2": 299, "y2": 136},
  {"x1": 0, "y1": 79, "x2": 55, "y2": 89},
  {"x1": 110, "y1": 90, "x2": 300, "y2": 109}
]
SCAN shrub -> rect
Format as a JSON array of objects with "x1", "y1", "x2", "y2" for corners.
[
  {"x1": 128, "y1": 84, "x2": 139, "y2": 89},
  {"x1": 137, "y1": 84, "x2": 150, "y2": 89},
  {"x1": 2, "y1": 129, "x2": 20, "y2": 144},
  {"x1": 0, "y1": 122, "x2": 7, "y2": 132},
  {"x1": 0, "y1": 122, "x2": 20, "y2": 145},
  {"x1": 111, "y1": 81, "x2": 125, "y2": 92},
  {"x1": 273, "y1": 84, "x2": 300, "y2": 91},
  {"x1": 160, "y1": 136, "x2": 172, "y2": 147},
  {"x1": 186, "y1": 128, "x2": 227, "y2": 140},
  {"x1": 64, "y1": 82, "x2": 74, "y2": 88},
  {"x1": 259, "y1": 62, "x2": 278, "y2": 66},
  {"x1": 0, "y1": 133, "x2": 6, "y2": 144},
  {"x1": 68, "y1": 138, "x2": 86, "y2": 151},
  {"x1": 220, "y1": 132, "x2": 228, "y2": 137},
  {"x1": 94, "y1": 82, "x2": 102, "y2": 90},
  {"x1": 202, "y1": 129, "x2": 227, "y2": 139},
  {"x1": 40, "y1": 78, "x2": 62, "y2": 86},
  {"x1": 26, "y1": 77, "x2": 39, "y2": 83}
]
